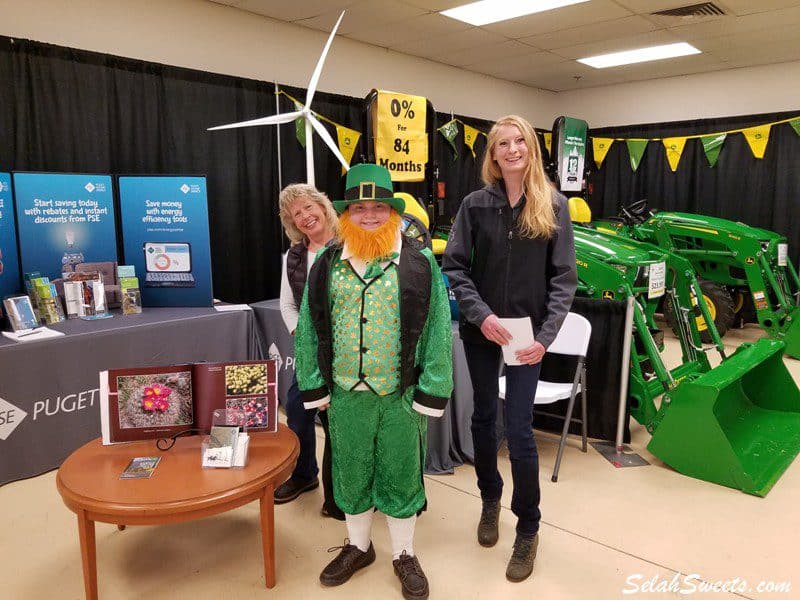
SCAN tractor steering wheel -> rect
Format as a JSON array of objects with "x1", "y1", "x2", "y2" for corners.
[{"x1": 620, "y1": 199, "x2": 651, "y2": 224}]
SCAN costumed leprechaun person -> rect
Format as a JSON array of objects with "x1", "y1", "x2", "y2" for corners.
[{"x1": 295, "y1": 163, "x2": 453, "y2": 600}]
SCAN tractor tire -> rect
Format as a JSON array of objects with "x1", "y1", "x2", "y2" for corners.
[{"x1": 664, "y1": 279, "x2": 735, "y2": 343}]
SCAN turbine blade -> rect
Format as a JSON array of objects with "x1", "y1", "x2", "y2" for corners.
[
  {"x1": 309, "y1": 114, "x2": 350, "y2": 170},
  {"x1": 306, "y1": 10, "x2": 345, "y2": 108},
  {"x1": 207, "y1": 110, "x2": 303, "y2": 131}
]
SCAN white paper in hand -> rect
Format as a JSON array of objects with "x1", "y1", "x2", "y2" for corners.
[{"x1": 496, "y1": 317, "x2": 534, "y2": 366}]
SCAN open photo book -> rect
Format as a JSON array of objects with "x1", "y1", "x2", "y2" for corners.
[{"x1": 100, "y1": 360, "x2": 277, "y2": 444}]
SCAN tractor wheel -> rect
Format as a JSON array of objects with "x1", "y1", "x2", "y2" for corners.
[{"x1": 665, "y1": 279, "x2": 735, "y2": 342}]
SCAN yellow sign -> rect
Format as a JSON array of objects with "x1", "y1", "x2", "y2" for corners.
[
  {"x1": 375, "y1": 90, "x2": 427, "y2": 182},
  {"x1": 602, "y1": 290, "x2": 615, "y2": 300},
  {"x1": 335, "y1": 124, "x2": 361, "y2": 175}
]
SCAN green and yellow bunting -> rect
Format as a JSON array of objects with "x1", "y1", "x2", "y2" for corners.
[
  {"x1": 592, "y1": 138, "x2": 613, "y2": 169},
  {"x1": 626, "y1": 139, "x2": 648, "y2": 172},
  {"x1": 463, "y1": 123, "x2": 480, "y2": 158},
  {"x1": 277, "y1": 89, "x2": 363, "y2": 171},
  {"x1": 590, "y1": 114, "x2": 798, "y2": 172},
  {"x1": 701, "y1": 133, "x2": 726, "y2": 168},
  {"x1": 293, "y1": 100, "x2": 306, "y2": 149},
  {"x1": 742, "y1": 124, "x2": 771, "y2": 159},
  {"x1": 438, "y1": 119, "x2": 459, "y2": 159},
  {"x1": 662, "y1": 137, "x2": 687, "y2": 172},
  {"x1": 335, "y1": 124, "x2": 361, "y2": 174}
]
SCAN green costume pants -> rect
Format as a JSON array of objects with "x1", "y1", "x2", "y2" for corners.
[{"x1": 327, "y1": 384, "x2": 427, "y2": 519}]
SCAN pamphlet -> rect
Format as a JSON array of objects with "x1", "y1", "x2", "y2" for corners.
[
  {"x1": 100, "y1": 360, "x2": 278, "y2": 445},
  {"x1": 2, "y1": 326, "x2": 65, "y2": 343},
  {"x1": 496, "y1": 317, "x2": 535, "y2": 366},
  {"x1": 120, "y1": 456, "x2": 162, "y2": 479}
]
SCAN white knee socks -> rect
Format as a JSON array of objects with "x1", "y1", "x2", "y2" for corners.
[
  {"x1": 386, "y1": 515, "x2": 416, "y2": 560},
  {"x1": 345, "y1": 509, "x2": 374, "y2": 552}
]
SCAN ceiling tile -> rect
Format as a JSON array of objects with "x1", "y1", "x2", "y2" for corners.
[
  {"x1": 718, "y1": 0, "x2": 800, "y2": 16},
  {"x1": 550, "y1": 29, "x2": 683, "y2": 60},
  {"x1": 520, "y1": 15, "x2": 660, "y2": 50},
  {"x1": 389, "y1": 26, "x2": 507, "y2": 58},
  {"x1": 481, "y1": 0, "x2": 633, "y2": 39},
  {"x1": 295, "y1": 0, "x2": 426, "y2": 35},
  {"x1": 435, "y1": 40, "x2": 537, "y2": 67},
  {"x1": 695, "y1": 25, "x2": 800, "y2": 63},
  {"x1": 346, "y1": 12, "x2": 470, "y2": 47},
  {"x1": 234, "y1": 0, "x2": 354, "y2": 22},
  {"x1": 666, "y1": 6, "x2": 800, "y2": 40},
  {"x1": 395, "y1": 0, "x2": 467, "y2": 10},
  {"x1": 466, "y1": 50, "x2": 568, "y2": 77}
]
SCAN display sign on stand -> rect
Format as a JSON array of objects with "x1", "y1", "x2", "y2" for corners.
[
  {"x1": 118, "y1": 176, "x2": 213, "y2": 307},
  {"x1": 0, "y1": 173, "x2": 21, "y2": 299},
  {"x1": 12, "y1": 172, "x2": 118, "y2": 281}
]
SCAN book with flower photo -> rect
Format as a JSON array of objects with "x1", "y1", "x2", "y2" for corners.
[{"x1": 99, "y1": 360, "x2": 278, "y2": 444}]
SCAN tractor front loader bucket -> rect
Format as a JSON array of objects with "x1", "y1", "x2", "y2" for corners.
[{"x1": 647, "y1": 338, "x2": 800, "y2": 496}]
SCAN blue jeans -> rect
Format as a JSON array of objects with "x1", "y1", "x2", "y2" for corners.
[
  {"x1": 464, "y1": 341, "x2": 541, "y2": 537},
  {"x1": 285, "y1": 372, "x2": 319, "y2": 482},
  {"x1": 285, "y1": 373, "x2": 343, "y2": 519}
]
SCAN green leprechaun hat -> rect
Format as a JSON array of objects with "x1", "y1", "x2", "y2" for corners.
[{"x1": 333, "y1": 163, "x2": 406, "y2": 214}]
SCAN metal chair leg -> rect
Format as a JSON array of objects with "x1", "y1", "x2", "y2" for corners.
[
  {"x1": 580, "y1": 367, "x2": 588, "y2": 452},
  {"x1": 552, "y1": 386, "x2": 578, "y2": 482}
]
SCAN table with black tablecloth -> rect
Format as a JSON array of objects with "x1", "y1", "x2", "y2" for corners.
[
  {"x1": 250, "y1": 299, "x2": 475, "y2": 474},
  {"x1": 0, "y1": 307, "x2": 261, "y2": 485}
]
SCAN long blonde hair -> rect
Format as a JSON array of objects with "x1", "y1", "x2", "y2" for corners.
[
  {"x1": 482, "y1": 115, "x2": 557, "y2": 239},
  {"x1": 278, "y1": 183, "x2": 339, "y2": 244}
]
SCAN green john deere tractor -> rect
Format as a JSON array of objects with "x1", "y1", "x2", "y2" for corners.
[
  {"x1": 573, "y1": 226, "x2": 800, "y2": 496},
  {"x1": 593, "y1": 199, "x2": 800, "y2": 359}
]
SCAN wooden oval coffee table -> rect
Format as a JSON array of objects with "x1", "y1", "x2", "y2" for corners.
[{"x1": 56, "y1": 426, "x2": 298, "y2": 599}]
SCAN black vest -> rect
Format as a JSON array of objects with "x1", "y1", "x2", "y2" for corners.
[
  {"x1": 306, "y1": 237, "x2": 432, "y2": 394},
  {"x1": 286, "y1": 242, "x2": 309, "y2": 307}
]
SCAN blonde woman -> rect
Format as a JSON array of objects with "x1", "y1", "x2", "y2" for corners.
[
  {"x1": 275, "y1": 183, "x2": 343, "y2": 520},
  {"x1": 442, "y1": 115, "x2": 577, "y2": 582}
]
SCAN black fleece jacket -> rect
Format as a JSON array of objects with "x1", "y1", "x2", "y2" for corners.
[{"x1": 442, "y1": 183, "x2": 577, "y2": 349}]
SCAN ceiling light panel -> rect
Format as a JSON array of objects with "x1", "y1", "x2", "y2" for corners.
[
  {"x1": 578, "y1": 42, "x2": 701, "y2": 68},
  {"x1": 441, "y1": 0, "x2": 591, "y2": 26}
]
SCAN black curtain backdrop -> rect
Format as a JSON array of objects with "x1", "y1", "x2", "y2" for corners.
[
  {"x1": 588, "y1": 110, "x2": 800, "y2": 265},
  {"x1": 0, "y1": 36, "x2": 281, "y2": 303}
]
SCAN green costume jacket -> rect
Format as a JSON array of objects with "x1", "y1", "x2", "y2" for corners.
[{"x1": 295, "y1": 238, "x2": 453, "y2": 417}]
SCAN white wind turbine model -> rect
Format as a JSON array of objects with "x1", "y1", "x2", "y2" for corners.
[{"x1": 208, "y1": 11, "x2": 349, "y2": 185}]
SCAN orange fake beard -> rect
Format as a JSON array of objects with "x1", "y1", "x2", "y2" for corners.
[{"x1": 339, "y1": 210, "x2": 402, "y2": 261}]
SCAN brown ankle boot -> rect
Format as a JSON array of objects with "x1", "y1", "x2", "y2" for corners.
[
  {"x1": 477, "y1": 499, "x2": 500, "y2": 547},
  {"x1": 506, "y1": 533, "x2": 539, "y2": 582}
]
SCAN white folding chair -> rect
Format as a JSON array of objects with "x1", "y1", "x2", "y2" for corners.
[{"x1": 499, "y1": 312, "x2": 592, "y2": 482}]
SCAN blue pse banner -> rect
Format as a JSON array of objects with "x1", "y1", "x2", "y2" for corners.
[
  {"x1": 118, "y1": 176, "x2": 213, "y2": 307},
  {"x1": 0, "y1": 173, "x2": 22, "y2": 298},
  {"x1": 13, "y1": 173, "x2": 118, "y2": 281}
]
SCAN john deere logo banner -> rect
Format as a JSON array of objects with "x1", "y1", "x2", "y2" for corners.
[
  {"x1": 335, "y1": 124, "x2": 361, "y2": 175},
  {"x1": 375, "y1": 90, "x2": 427, "y2": 182},
  {"x1": 555, "y1": 117, "x2": 587, "y2": 193}
]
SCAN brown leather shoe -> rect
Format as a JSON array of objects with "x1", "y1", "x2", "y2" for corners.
[
  {"x1": 506, "y1": 533, "x2": 539, "y2": 582},
  {"x1": 393, "y1": 552, "x2": 429, "y2": 600},
  {"x1": 273, "y1": 476, "x2": 319, "y2": 504},
  {"x1": 319, "y1": 540, "x2": 376, "y2": 586},
  {"x1": 477, "y1": 499, "x2": 500, "y2": 547}
]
